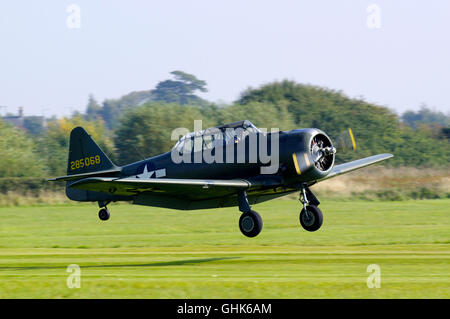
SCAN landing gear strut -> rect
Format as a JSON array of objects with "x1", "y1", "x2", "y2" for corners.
[
  {"x1": 299, "y1": 185, "x2": 323, "y2": 232},
  {"x1": 98, "y1": 201, "x2": 111, "y2": 221},
  {"x1": 238, "y1": 191, "x2": 262, "y2": 237}
]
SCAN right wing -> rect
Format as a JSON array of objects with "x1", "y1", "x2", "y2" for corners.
[{"x1": 321, "y1": 153, "x2": 393, "y2": 181}]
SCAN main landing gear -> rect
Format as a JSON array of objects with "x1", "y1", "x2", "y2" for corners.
[
  {"x1": 238, "y1": 191, "x2": 262, "y2": 237},
  {"x1": 236, "y1": 186, "x2": 323, "y2": 237},
  {"x1": 98, "y1": 201, "x2": 111, "y2": 221},
  {"x1": 299, "y1": 185, "x2": 323, "y2": 232}
]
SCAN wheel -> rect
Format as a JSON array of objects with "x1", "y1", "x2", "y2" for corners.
[
  {"x1": 299, "y1": 205, "x2": 323, "y2": 231},
  {"x1": 98, "y1": 208, "x2": 110, "y2": 221},
  {"x1": 239, "y1": 210, "x2": 263, "y2": 237}
]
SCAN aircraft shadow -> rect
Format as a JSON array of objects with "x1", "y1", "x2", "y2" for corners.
[{"x1": 0, "y1": 257, "x2": 240, "y2": 271}]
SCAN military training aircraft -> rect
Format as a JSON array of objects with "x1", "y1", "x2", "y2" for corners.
[{"x1": 49, "y1": 120, "x2": 393, "y2": 237}]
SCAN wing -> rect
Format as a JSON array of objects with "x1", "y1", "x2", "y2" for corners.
[
  {"x1": 68, "y1": 177, "x2": 251, "y2": 200},
  {"x1": 320, "y1": 153, "x2": 393, "y2": 181}
]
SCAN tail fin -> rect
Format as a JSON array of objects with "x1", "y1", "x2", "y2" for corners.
[
  {"x1": 67, "y1": 127, "x2": 116, "y2": 175},
  {"x1": 48, "y1": 127, "x2": 124, "y2": 202}
]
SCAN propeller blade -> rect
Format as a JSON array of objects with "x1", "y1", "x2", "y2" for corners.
[{"x1": 334, "y1": 128, "x2": 357, "y2": 153}]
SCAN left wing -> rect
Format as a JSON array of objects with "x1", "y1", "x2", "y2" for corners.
[{"x1": 69, "y1": 177, "x2": 251, "y2": 200}]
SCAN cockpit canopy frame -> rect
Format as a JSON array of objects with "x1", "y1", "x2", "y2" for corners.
[{"x1": 173, "y1": 120, "x2": 260, "y2": 154}]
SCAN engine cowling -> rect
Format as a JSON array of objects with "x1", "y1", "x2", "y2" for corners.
[{"x1": 288, "y1": 128, "x2": 336, "y2": 181}]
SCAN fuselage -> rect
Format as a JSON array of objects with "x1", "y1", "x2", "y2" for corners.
[{"x1": 119, "y1": 128, "x2": 335, "y2": 187}]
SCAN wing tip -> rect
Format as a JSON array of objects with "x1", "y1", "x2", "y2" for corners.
[{"x1": 381, "y1": 153, "x2": 394, "y2": 159}]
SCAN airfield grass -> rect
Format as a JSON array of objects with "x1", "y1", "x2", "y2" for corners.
[{"x1": 0, "y1": 199, "x2": 449, "y2": 298}]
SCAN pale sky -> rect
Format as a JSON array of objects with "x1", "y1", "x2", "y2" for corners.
[{"x1": 0, "y1": 1, "x2": 449, "y2": 118}]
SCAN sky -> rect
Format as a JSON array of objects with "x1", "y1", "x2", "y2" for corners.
[{"x1": 0, "y1": 1, "x2": 449, "y2": 118}]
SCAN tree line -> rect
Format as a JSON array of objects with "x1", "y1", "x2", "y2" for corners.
[{"x1": 1, "y1": 71, "x2": 449, "y2": 178}]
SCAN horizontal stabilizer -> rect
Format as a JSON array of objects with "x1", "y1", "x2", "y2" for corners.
[{"x1": 48, "y1": 168, "x2": 122, "y2": 182}]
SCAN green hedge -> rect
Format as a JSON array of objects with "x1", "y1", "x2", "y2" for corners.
[{"x1": 0, "y1": 178, "x2": 64, "y2": 196}]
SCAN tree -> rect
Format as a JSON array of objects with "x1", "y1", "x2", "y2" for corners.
[
  {"x1": 152, "y1": 71, "x2": 208, "y2": 105},
  {"x1": 114, "y1": 102, "x2": 214, "y2": 164},
  {"x1": 39, "y1": 116, "x2": 114, "y2": 176},
  {"x1": 23, "y1": 116, "x2": 45, "y2": 136},
  {"x1": 220, "y1": 102, "x2": 296, "y2": 131},
  {"x1": 235, "y1": 80, "x2": 450, "y2": 166},
  {"x1": 0, "y1": 119, "x2": 46, "y2": 177},
  {"x1": 85, "y1": 94, "x2": 102, "y2": 121},
  {"x1": 171, "y1": 71, "x2": 208, "y2": 93},
  {"x1": 84, "y1": 91, "x2": 155, "y2": 128},
  {"x1": 81, "y1": 72, "x2": 208, "y2": 129},
  {"x1": 401, "y1": 105, "x2": 450, "y2": 129}
]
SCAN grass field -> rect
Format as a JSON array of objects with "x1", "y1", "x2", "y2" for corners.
[{"x1": 0, "y1": 199, "x2": 449, "y2": 298}]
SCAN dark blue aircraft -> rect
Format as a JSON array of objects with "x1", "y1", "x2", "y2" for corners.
[{"x1": 50, "y1": 120, "x2": 392, "y2": 237}]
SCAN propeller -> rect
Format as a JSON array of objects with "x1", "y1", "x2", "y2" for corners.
[
  {"x1": 310, "y1": 134, "x2": 336, "y2": 171},
  {"x1": 309, "y1": 128, "x2": 357, "y2": 171}
]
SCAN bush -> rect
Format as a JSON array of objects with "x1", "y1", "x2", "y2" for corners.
[
  {"x1": 410, "y1": 187, "x2": 441, "y2": 200},
  {"x1": 0, "y1": 178, "x2": 64, "y2": 196}
]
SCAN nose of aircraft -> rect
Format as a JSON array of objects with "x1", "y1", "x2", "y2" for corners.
[{"x1": 288, "y1": 129, "x2": 336, "y2": 181}]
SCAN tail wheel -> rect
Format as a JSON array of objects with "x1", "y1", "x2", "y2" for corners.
[
  {"x1": 98, "y1": 208, "x2": 110, "y2": 221},
  {"x1": 239, "y1": 210, "x2": 263, "y2": 237},
  {"x1": 299, "y1": 205, "x2": 323, "y2": 231}
]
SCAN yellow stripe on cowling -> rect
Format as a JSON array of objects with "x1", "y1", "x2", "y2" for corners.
[
  {"x1": 292, "y1": 153, "x2": 301, "y2": 175},
  {"x1": 348, "y1": 128, "x2": 357, "y2": 150},
  {"x1": 303, "y1": 153, "x2": 310, "y2": 167}
]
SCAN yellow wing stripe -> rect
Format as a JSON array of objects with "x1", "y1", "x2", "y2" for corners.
[
  {"x1": 348, "y1": 128, "x2": 357, "y2": 150},
  {"x1": 292, "y1": 153, "x2": 301, "y2": 175}
]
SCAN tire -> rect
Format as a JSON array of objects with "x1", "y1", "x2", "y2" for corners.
[
  {"x1": 239, "y1": 210, "x2": 263, "y2": 237},
  {"x1": 98, "y1": 208, "x2": 110, "y2": 221},
  {"x1": 299, "y1": 205, "x2": 323, "y2": 231}
]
